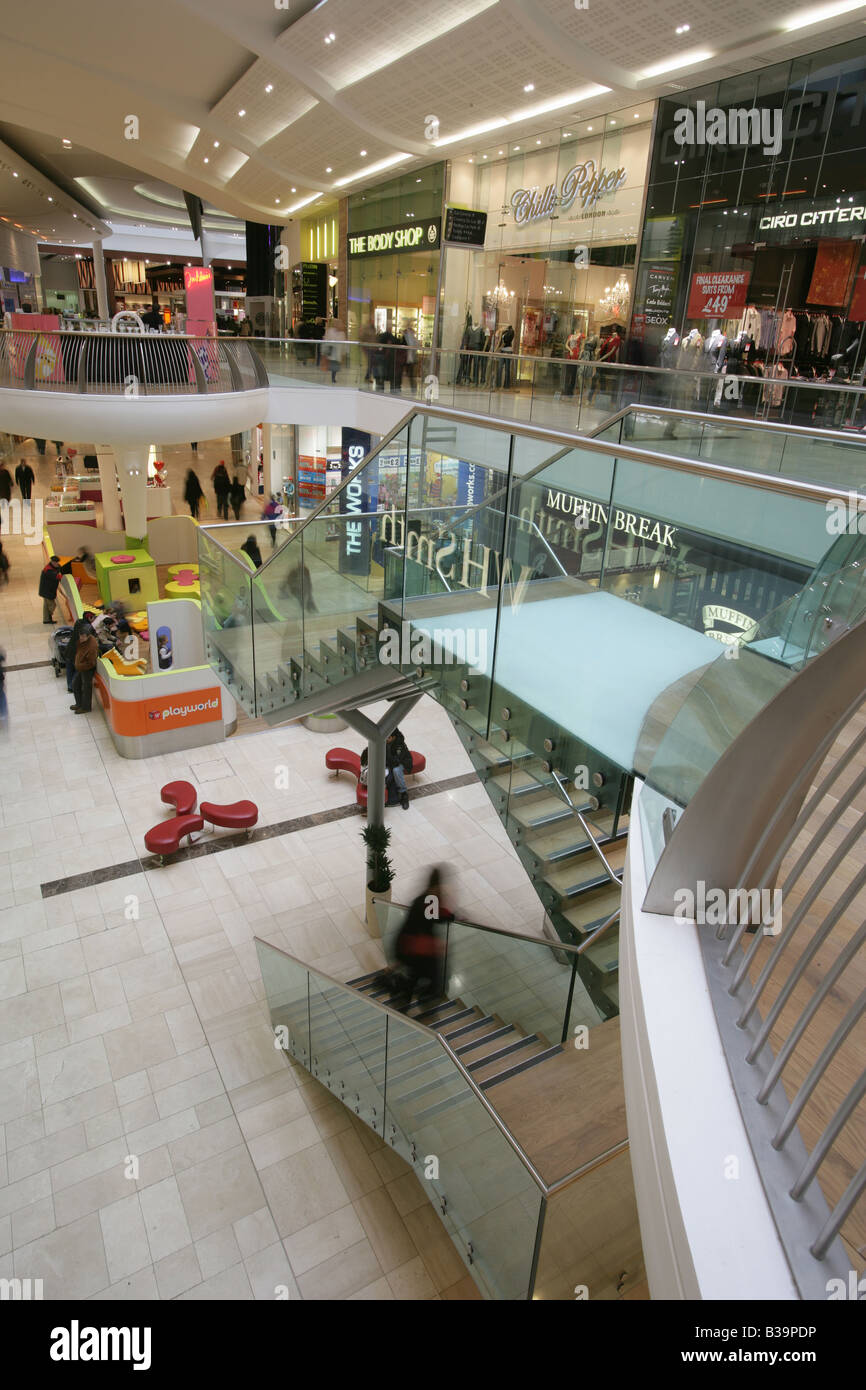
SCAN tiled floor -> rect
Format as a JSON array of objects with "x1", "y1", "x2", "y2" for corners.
[{"x1": 0, "y1": 445, "x2": 562, "y2": 1298}]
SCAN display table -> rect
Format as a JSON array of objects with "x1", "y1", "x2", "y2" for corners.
[
  {"x1": 145, "y1": 486, "x2": 172, "y2": 518},
  {"x1": 45, "y1": 502, "x2": 96, "y2": 526}
]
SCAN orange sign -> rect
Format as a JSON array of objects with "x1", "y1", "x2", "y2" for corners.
[{"x1": 96, "y1": 675, "x2": 223, "y2": 736}]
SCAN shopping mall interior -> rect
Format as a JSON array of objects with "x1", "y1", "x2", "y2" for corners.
[{"x1": 0, "y1": 0, "x2": 864, "y2": 1337}]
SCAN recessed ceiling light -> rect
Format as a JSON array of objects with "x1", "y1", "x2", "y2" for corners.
[
  {"x1": 62, "y1": 139, "x2": 71, "y2": 146},
  {"x1": 214, "y1": 141, "x2": 220, "y2": 148},
  {"x1": 676, "y1": 23, "x2": 690, "y2": 33},
  {"x1": 416, "y1": 177, "x2": 421, "y2": 182},
  {"x1": 47, "y1": 196, "x2": 53, "y2": 202},
  {"x1": 12, "y1": 172, "x2": 17, "y2": 177},
  {"x1": 326, "y1": 166, "x2": 332, "y2": 173},
  {"x1": 324, "y1": 31, "x2": 336, "y2": 43},
  {"x1": 514, "y1": 145, "x2": 520, "y2": 150},
  {"x1": 498, "y1": 149, "x2": 503, "y2": 155},
  {"x1": 563, "y1": 133, "x2": 571, "y2": 138},
  {"x1": 291, "y1": 186, "x2": 296, "y2": 192},
  {"x1": 238, "y1": 109, "x2": 246, "y2": 117},
  {"x1": 469, "y1": 157, "x2": 474, "y2": 162},
  {"x1": 536, "y1": 139, "x2": 542, "y2": 145},
  {"x1": 360, "y1": 149, "x2": 367, "y2": 156},
  {"x1": 634, "y1": 113, "x2": 640, "y2": 118},
  {"x1": 587, "y1": 125, "x2": 593, "y2": 131},
  {"x1": 523, "y1": 83, "x2": 535, "y2": 92},
  {"x1": 275, "y1": 198, "x2": 280, "y2": 204},
  {"x1": 641, "y1": 49, "x2": 713, "y2": 78},
  {"x1": 228, "y1": 265, "x2": 232, "y2": 269},
  {"x1": 265, "y1": 84, "x2": 273, "y2": 93},
  {"x1": 610, "y1": 119, "x2": 616, "y2": 125},
  {"x1": 204, "y1": 157, "x2": 209, "y2": 163}
]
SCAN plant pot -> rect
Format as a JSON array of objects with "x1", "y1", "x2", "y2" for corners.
[
  {"x1": 302, "y1": 712, "x2": 348, "y2": 733},
  {"x1": 366, "y1": 882, "x2": 391, "y2": 936}
]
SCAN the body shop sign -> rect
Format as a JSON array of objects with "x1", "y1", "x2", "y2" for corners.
[
  {"x1": 348, "y1": 220, "x2": 441, "y2": 258},
  {"x1": 686, "y1": 270, "x2": 749, "y2": 319}
]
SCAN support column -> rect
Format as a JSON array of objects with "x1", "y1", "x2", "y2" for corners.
[
  {"x1": 96, "y1": 447, "x2": 122, "y2": 532},
  {"x1": 199, "y1": 228, "x2": 212, "y2": 269},
  {"x1": 92, "y1": 238, "x2": 110, "y2": 322},
  {"x1": 342, "y1": 694, "x2": 423, "y2": 833},
  {"x1": 261, "y1": 422, "x2": 274, "y2": 498},
  {"x1": 113, "y1": 446, "x2": 150, "y2": 542}
]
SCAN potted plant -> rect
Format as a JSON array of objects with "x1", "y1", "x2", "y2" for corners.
[{"x1": 361, "y1": 823, "x2": 394, "y2": 935}]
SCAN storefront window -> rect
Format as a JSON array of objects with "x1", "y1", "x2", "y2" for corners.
[
  {"x1": 439, "y1": 106, "x2": 652, "y2": 370},
  {"x1": 347, "y1": 164, "x2": 445, "y2": 346},
  {"x1": 632, "y1": 38, "x2": 866, "y2": 392}
]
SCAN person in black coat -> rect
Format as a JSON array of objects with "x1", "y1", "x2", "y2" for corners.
[
  {"x1": 14, "y1": 459, "x2": 35, "y2": 500},
  {"x1": 229, "y1": 478, "x2": 246, "y2": 521},
  {"x1": 386, "y1": 866, "x2": 453, "y2": 1009},
  {"x1": 211, "y1": 462, "x2": 231, "y2": 520},
  {"x1": 0, "y1": 463, "x2": 12, "y2": 505},
  {"x1": 38, "y1": 554, "x2": 71, "y2": 623},
  {"x1": 240, "y1": 535, "x2": 263, "y2": 569},
  {"x1": 183, "y1": 469, "x2": 204, "y2": 519}
]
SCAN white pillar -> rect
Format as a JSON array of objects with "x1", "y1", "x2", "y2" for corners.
[
  {"x1": 96, "y1": 447, "x2": 123, "y2": 532},
  {"x1": 199, "y1": 229, "x2": 212, "y2": 269},
  {"x1": 114, "y1": 446, "x2": 150, "y2": 541},
  {"x1": 92, "y1": 239, "x2": 110, "y2": 322},
  {"x1": 261, "y1": 422, "x2": 274, "y2": 498}
]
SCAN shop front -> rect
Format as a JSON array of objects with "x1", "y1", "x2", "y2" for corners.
[
  {"x1": 439, "y1": 106, "x2": 653, "y2": 380},
  {"x1": 630, "y1": 36, "x2": 866, "y2": 394},
  {"x1": 346, "y1": 164, "x2": 445, "y2": 348}
]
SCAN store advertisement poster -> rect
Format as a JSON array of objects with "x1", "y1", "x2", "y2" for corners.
[
  {"x1": 338, "y1": 446, "x2": 378, "y2": 578},
  {"x1": 686, "y1": 270, "x2": 749, "y2": 320},
  {"x1": 457, "y1": 460, "x2": 487, "y2": 509},
  {"x1": 341, "y1": 427, "x2": 371, "y2": 478},
  {"x1": 848, "y1": 260, "x2": 866, "y2": 321}
]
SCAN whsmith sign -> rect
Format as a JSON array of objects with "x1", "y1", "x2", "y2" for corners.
[{"x1": 348, "y1": 219, "x2": 441, "y2": 258}]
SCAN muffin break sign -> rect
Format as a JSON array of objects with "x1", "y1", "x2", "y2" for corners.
[{"x1": 510, "y1": 160, "x2": 628, "y2": 225}]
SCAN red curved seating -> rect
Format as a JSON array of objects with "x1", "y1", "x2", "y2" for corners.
[
  {"x1": 200, "y1": 800, "x2": 259, "y2": 831},
  {"x1": 325, "y1": 747, "x2": 426, "y2": 807},
  {"x1": 144, "y1": 814, "x2": 204, "y2": 860},
  {"x1": 161, "y1": 780, "x2": 197, "y2": 816}
]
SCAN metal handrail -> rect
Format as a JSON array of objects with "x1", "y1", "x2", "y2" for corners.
[
  {"x1": 575, "y1": 908, "x2": 621, "y2": 956},
  {"x1": 597, "y1": 404, "x2": 866, "y2": 450},
  {"x1": 550, "y1": 770, "x2": 621, "y2": 887}
]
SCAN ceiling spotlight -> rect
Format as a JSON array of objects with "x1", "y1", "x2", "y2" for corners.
[
  {"x1": 416, "y1": 177, "x2": 422, "y2": 182},
  {"x1": 469, "y1": 157, "x2": 474, "y2": 162},
  {"x1": 676, "y1": 23, "x2": 690, "y2": 33},
  {"x1": 523, "y1": 83, "x2": 535, "y2": 92},
  {"x1": 536, "y1": 139, "x2": 542, "y2": 144},
  {"x1": 587, "y1": 125, "x2": 593, "y2": 131},
  {"x1": 324, "y1": 31, "x2": 336, "y2": 43},
  {"x1": 360, "y1": 149, "x2": 367, "y2": 156},
  {"x1": 62, "y1": 139, "x2": 71, "y2": 146},
  {"x1": 514, "y1": 145, "x2": 520, "y2": 150},
  {"x1": 610, "y1": 119, "x2": 616, "y2": 125},
  {"x1": 265, "y1": 83, "x2": 273, "y2": 93},
  {"x1": 238, "y1": 109, "x2": 246, "y2": 117},
  {"x1": 214, "y1": 141, "x2": 220, "y2": 148},
  {"x1": 228, "y1": 265, "x2": 232, "y2": 269},
  {"x1": 326, "y1": 166, "x2": 332, "y2": 172},
  {"x1": 47, "y1": 196, "x2": 53, "y2": 202},
  {"x1": 275, "y1": 198, "x2": 280, "y2": 203},
  {"x1": 73, "y1": 214, "x2": 77, "y2": 218},
  {"x1": 12, "y1": 172, "x2": 17, "y2": 177},
  {"x1": 498, "y1": 149, "x2": 504, "y2": 155},
  {"x1": 563, "y1": 132, "x2": 571, "y2": 138},
  {"x1": 291, "y1": 186, "x2": 296, "y2": 192},
  {"x1": 203, "y1": 157, "x2": 209, "y2": 163},
  {"x1": 634, "y1": 112, "x2": 640, "y2": 118}
]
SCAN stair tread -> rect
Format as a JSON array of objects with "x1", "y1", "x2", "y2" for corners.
[
  {"x1": 559, "y1": 884, "x2": 623, "y2": 935},
  {"x1": 543, "y1": 842, "x2": 627, "y2": 892},
  {"x1": 470, "y1": 1033, "x2": 546, "y2": 1081},
  {"x1": 480, "y1": 1043, "x2": 564, "y2": 1090}
]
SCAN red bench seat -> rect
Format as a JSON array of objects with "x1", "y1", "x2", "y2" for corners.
[
  {"x1": 200, "y1": 800, "x2": 259, "y2": 831},
  {"x1": 144, "y1": 813, "x2": 204, "y2": 861},
  {"x1": 160, "y1": 780, "x2": 197, "y2": 816},
  {"x1": 325, "y1": 747, "x2": 426, "y2": 807}
]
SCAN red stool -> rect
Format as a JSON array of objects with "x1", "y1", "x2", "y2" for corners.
[
  {"x1": 161, "y1": 780, "x2": 197, "y2": 816},
  {"x1": 325, "y1": 748, "x2": 361, "y2": 781},
  {"x1": 144, "y1": 814, "x2": 204, "y2": 863},
  {"x1": 200, "y1": 800, "x2": 259, "y2": 834}
]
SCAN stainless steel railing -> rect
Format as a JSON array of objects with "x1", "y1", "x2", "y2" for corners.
[{"x1": 0, "y1": 329, "x2": 268, "y2": 395}]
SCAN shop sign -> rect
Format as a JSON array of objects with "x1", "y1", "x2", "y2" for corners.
[
  {"x1": 348, "y1": 219, "x2": 441, "y2": 258},
  {"x1": 702, "y1": 604, "x2": 754, "y2": 645},
  {"x1": 510, "y1": 160, "x2": 627, "y2": 225},
  {"x1": 758, "y1": 202, "x2": 866, "y2": 233},
  {"x1": 521, "y1": 490, "x2": 677, "y2": 551},
  {"x1": 686, "y1": 270, "x2": 749, "y2": 320},
  {"x1": 444, "y1": 207, "x2": 488, "y2": 248},
  {"x1": 637, "y1": 264, "x2": 677, "y2": 328},
  {"x1": 339, "y1": 431, "x2": 377, "y2": 578},
  {"x1": 456, "y1": 460, "x2": 487, "y2": 508}
]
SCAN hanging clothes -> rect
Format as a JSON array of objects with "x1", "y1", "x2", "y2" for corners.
[
  {"x1": 777, "y1": 310, "x2": 797, "y2": 356},
  {"x1": 811, "y1": 313, "x2": 831, "y2": 357},
  {"x1": 740, "y1": 305, "x2": 761, "y2": 346}
]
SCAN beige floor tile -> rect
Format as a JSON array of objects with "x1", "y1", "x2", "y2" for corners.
[
  {"x1": 247, "y1": 1114, "x2": 321, "y2": 1170},
  {"x1": 348, "y1": 1276, "x2": 395, "y2": 1300},
  {"x1": 167, "y1": 1116, "x2": 244, "y2": 1173},
  {"x1": 403, "y1": 1204, "x2": 469, "y2": 1292},
  {"x1": 195, "y1": 1224, "x2": 242, "y2": 1280},
  {"x1": 353, "y1": 1187, "x2": 419, "y2": 1274},
  {"x1": 258, "y1": 1142, "x2": 351, "y2": 1238},
  {"x1": 99, "y1": 1193, "x2": 151, "y2": 1283},
  {"x1": 245, "y1": 1240, "x2": 299, "y2": 1301},
  {"x1": 369, "y1": 1143, "x2": 412, "y2": 1186},
  {"x1": 175, "y1": 1145, "x2": 265, "y2": 1242},
  {"x1": 236, "y1": 1089, "x2": 308, "y2": 1142},
  {"x1": 104, "y1": 1015, "x2": 178, "y2": 1081},
  {"x1": 282, "y1": 1202, "x2": 366, "y2": 1277},
  {"x1": 14, "y1": 1212, "x2": 109, "y2": 1300},
  {"x1": 154, "y1": 1244, "x2": 203, "y2": 1299},
  {"x1": 386, "y1": 1171, "x2": 430, "y2": 1217},
  {"x1": 177, "y1": 1263, "x2": 254, "y2": 1299},
  {"x1": 139, "y1": 1177, "x2": 193, "y2": 1263},
  {"x1": 234, "y1": 1206, "x2": 280, "y2": 1260},
  {"x1": 296, "y1": 1236, "x2": 383, "y2": 1300},
  {"x1": 37, "y1": 1037, "x2": 111, "y2": 1106},
  {"x1": 90, "y1": 1265, "x2": 159, "y2": 1300},
  {"x1": 385, "y1": 1254, "x2": 438, "y2": 1301},
  {"x1": 440, "y1": 1273, "x2": 483, "y2": 1300},
  {"x1": 154, "y1": 1069, "x2": 225, "y2": 1119},
  {"x1": 11, "y1": 1196, "x2": 56, "y2": 1248},
  {"x1": 209, "y1": 1026, "x2": 287, "y2": 1091},
  {"x1": 322, "y1": 1127, "x2": 384, "y2": 1201}
]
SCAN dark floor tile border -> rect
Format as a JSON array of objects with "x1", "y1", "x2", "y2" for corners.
[
  {"x1": 6, "y1": 660, "x2": 53, "y2": 672},
  {"x1": 40, "y1": 770, "x2": 478, "y2": 899}
]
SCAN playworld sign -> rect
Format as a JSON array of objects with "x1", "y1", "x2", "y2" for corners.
[{"x1": 510, "y1": 160, "x2": 627, "y2": 225}]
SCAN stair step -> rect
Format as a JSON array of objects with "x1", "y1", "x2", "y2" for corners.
[
  {"x1": 440, "y1": 1013, "x2": 497, "y2": 1042},
  {"x1": 413, "y1": 1087, "x2": 475, "y2": 1122},
  {"x1": 466, "y1": 1033, "x2": 538, "y2": 1073},
  {"x1": 559, "y1": 884, "x2": 622, "y2": 936},
  {"x1": 544, "y1": 841, "x2": 626, "y2": 896},
  {"x1": 480, "y1": 1044, "x2": 564, "y2": 1090},
  {"x1": 454, "y1": 1022, "x2": 516, "y2": 1056},
  {"x1": 510, "y1": 798, "x2": 577, "y2": 830}
]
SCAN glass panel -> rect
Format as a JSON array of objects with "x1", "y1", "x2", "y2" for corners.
[
  {"x1": 255, "y1": 939, "x2": 311, "y2": 1069},
  {"x1": 307, "y1": 973, "x2": 387, "y2": 1137},
  {"x1": 443, "y1": 918, "x2": 577, "y2": 1046},
  {"x1": 533, "y1": 1149, "x2": 646, "y2": 1301},
  {"x1": 197, "y1": 527, "x2": 256, "y2": 715}
]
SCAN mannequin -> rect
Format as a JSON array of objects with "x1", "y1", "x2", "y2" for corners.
[
  {"x1": 659, "y1": 327, "x2": 680, "y2": 370},
  {"x1": 563, "y1": 326, "x2": 585, "y2": 396}
]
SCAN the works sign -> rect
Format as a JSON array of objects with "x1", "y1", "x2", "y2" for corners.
[{"x1": 348, "y1": 219, "x2": 441, "y2": 258}]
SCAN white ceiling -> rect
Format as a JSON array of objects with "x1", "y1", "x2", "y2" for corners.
[{"x1": 0, "y1": 0, "x2": 865, "y2": 240}]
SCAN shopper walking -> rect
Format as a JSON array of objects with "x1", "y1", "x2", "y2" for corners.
[
  {"x1": 212, "y1": 461, "x2": 231, "y2": 520},
  {"x1": 65, "y1": 612, "x2": 96, "y2": 692},
  {"x1": 324, "y1": 319, "x2": 346, "y2": 383},
  {"x1": 387, "y1": 866, "x2": 453, "y2": 1009},
  {"x1": 70, "y1": 620, "x2": 98, "y2": 713},
  {"x1": 360, "y1": 318, "x2": 377, "y2": 382},
  {"x1": 402, "y1": 320, "x2": 419, "y2": 392},
  {"x1": 240, "y1": 534, "x2": 263, "y2": 569},
  {"x1": 38, "y1": 554, "x2": 65, "y2": 624},
  {"x1": 183, "y1": 468, "x2": 204, "y2": 519},
  {"x1": 0, "y1": 646, "x2": 7, "y2": 724},
  {"x1": 262, "y1": 494, "x2": 283, "y2": 547},
  {"x1": 0, "y1": 541, "x2": 9, "y2": 585},
  {"x1": 0, "y1": 461, "x2": 12, "y2": 509},
  {"x1": 229, "y1": 477, "x2": 246, "y2": 521},
  {"x1": 14, "y1": 458, "x2": 35, "y2": 500}
]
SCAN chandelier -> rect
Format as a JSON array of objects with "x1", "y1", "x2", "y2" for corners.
[
  {"x1": 486, "y1": 281, "x2": 515, "y2": 304},
  {"x1": 598, "y1": 273, "x2": 630, "y2": 317}
]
